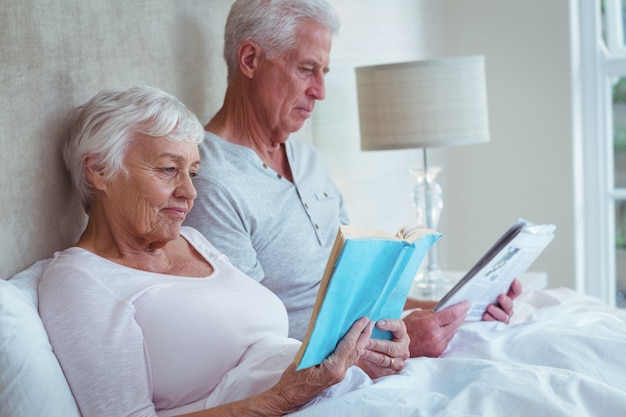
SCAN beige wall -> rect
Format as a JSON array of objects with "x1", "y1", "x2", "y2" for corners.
[
  {"x1": 434, "y1": 0, "x2": 576, "y2": 289},
  {"x1": 1, "y1": 0, "x2": 234, "y2": 278},
  {"x1": 319, "y1": 0, "x2": 576, "y2": 289},
  {"x1": 1, "y1": 0, "x2": 577, "y2": 291}
]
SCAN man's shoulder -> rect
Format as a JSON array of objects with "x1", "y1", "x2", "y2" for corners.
[
  {"x1": 196, "y1": 132, "x2": 249, "y2": 179},
  {"x1": 198, "y1": 132, "x2": 233, "y2": 164}
]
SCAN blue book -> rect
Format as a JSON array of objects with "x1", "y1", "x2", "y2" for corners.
[{"x1": 295, "y1": 224, "x2": 441, "y2": 370}]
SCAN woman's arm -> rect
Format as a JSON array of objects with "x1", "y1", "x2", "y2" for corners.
[
  {"x1": 39, "y1": 264, "x2": 157, "y2": 416},
  {"x1": 181, "y1": 317, "x2": 374, "y2": 417}
]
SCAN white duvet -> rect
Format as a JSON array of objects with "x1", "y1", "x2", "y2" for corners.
[
  {"x1": 291, "y1": 288, "x2": 626, "y2": 416},
  {"x1": 194, "y1": 287, "x2": 626, "y2": 417}
]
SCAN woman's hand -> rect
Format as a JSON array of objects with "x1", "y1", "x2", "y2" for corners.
[
  {"x1": 182, "y1": 318, "x2": 373, "y2": 416},
  {"x1": 260, "y1": 317, "x2": 374, "y2": 414},
  {"x1": 356, "y1": 319, "x2": 410, "y2": 378}
]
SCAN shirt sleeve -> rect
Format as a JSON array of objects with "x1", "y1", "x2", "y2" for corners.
[{"x1": 38, "y1": 263, "x2": 156, "y2": 417}]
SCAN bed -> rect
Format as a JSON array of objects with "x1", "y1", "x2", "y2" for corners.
[{"x1": 2, "y1": 260, "x2": 626, "y2": 417}]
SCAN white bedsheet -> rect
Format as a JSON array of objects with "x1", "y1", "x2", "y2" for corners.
[{"x1": 288, "y1": 288, "x2": 626, "y2": 417}]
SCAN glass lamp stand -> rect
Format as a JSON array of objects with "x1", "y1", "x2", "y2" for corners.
[{"x1": 411, "y1": 149, "x2": 453, "y2": 299}]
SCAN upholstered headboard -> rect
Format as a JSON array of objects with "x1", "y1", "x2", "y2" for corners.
[
  {"x1": 0, "y1": 0, "x2": 234, "y2": 279},
  {"x1": 2, "y1": 0, "x2": 578, "y2": 293}
]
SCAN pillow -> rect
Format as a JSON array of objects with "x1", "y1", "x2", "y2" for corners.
[{"x1": 0, "y1": 259, "x2": 81, "y2": 417}]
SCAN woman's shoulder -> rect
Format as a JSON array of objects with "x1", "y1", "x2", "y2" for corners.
[
  {"x1": 44, "y1": 247, "x2": 103, "y2": 275},
  {"x1": 38, "y1": 248, "x2": 121, "y2": 307},
  {"x1": 40, "y1": 247, "x2": 145, "y2": 294},
  {"x1": 180, "y1": 225, "x2": 211, "y2": 246},
  {"x1": 180, "y1": 226, "x2": 230, "y2": 262}
]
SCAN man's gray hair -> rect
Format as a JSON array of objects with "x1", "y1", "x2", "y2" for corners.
[{"x1": 223, "y1": 0, "x2": 341, "y2": 81}]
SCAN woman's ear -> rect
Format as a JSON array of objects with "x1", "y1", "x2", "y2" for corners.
[
  {"x1": 238, "y1": 40, "x2": 261, "y2": 79},
  {"x1": 84, "y1": 156, "x2": 108, "y2": 191}
]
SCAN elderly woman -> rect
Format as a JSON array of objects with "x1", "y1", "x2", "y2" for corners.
[{"x1": 38, "y1": 86, "x2": 396, "y2": 417}]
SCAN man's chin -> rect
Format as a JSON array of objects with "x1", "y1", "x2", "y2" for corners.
[{"x1": 290, "y1": 118, "x2": 310, "y2": 134}]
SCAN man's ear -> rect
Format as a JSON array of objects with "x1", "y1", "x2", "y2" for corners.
[{"x1": 238, "y1": 40, "x2": 261, "y2": 79}]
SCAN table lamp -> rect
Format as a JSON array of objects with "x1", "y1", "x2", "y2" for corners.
[{"x1": 355, "y1": 55, "x2": 491, "y2": 299}]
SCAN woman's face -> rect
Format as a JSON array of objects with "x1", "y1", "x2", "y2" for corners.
[{"x1": 102, "y1": 135, "x2": 200, "y2": 246}]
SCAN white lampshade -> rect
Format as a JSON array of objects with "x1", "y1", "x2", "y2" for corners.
[{"x1": 355, "y1": 56, "x2": 490, "y2": 151}]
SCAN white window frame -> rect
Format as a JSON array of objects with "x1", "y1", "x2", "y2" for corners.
[
  {"x1": 578, "y1": 0, "x2": 626, "y2": 306},
  {"x1": 571, "y1": 0, "x2": 619, "y2": 305}
]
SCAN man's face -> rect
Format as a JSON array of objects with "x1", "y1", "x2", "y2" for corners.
[{"x1": 253, "y1": 20, "x2": 332, "y2": 142}]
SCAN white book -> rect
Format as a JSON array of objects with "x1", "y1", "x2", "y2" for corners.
[{"x1": 434, "y1": 218, "x2": 556, "y2": 320}]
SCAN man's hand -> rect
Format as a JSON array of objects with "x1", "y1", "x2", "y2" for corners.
[
  {"x1": 403, "y1": 279, "x2": 523, "y2": 358},
  {"x1": 482, "y1": 278, "x2": 523, "y2": 323},
  {"x1": 356, "y1": 318, "x2": 410, "y2": 378},
  {"x1": 403, "y1": 301, "x2": 470, "y2": 358}
]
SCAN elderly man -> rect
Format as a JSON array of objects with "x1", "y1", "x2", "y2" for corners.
[{"x1": 184, "y1": 0, "x2": 521, "y2": 361}]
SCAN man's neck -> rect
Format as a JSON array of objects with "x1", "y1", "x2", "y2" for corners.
[{"x1": 206, "y1": 101, "x2": 294, "y2": 182}]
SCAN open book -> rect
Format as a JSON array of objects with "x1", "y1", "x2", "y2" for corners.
[
  {"x1": 294, "y1": 224, "x2": 441, "y2": 370},
  {"x1": 434, "y1": 218, "x2": 556, "y2": 320}
]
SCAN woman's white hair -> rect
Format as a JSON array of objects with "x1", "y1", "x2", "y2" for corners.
[
  {"x1": 63, "y1": 85, "x2": 204, "y2": 213},
  {"x1": 223, "y1": 0, "x2": 341, "y2": 81}
]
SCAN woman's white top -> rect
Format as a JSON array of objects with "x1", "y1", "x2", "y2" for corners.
[{"x1": 38, "y1": 226, "x2": 296, "y2": 417}]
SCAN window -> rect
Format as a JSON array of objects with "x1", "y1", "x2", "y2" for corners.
[
  {"x1": 580, "y1": 0, "x2": 626, "y2": 308},
  {"x1": 605, "y1": 0, "x2": 626, "y2": 307}
]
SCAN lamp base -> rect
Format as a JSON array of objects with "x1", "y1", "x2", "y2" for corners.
[{"x1": 412, "y1": 269, "x2": 454, "y2": 300}]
